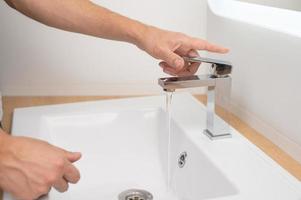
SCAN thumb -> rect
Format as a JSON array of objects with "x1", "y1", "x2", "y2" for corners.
[
  {"x1": 66, "y1": 151, "x2": 82, "y2": 163},
  {"x1": 160, "y1": 48, "x2": 184, "y2": 71}
]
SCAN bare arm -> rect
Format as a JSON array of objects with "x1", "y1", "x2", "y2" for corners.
[
  {"x1": 4, "y1": 0, "x2": 15, "y2": 9},
  {"x1": 0, "y1": 1, "x2": 230, "y2": 199},
  {"x1": 6, "y1": 0, "x2": 145, "y2": 45},
  {"x1": 5, "y1": 0, "x2": 228, "y2": 75}
]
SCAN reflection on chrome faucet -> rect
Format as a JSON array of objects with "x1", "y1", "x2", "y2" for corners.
[{"x1": 158, "y1": 57, "x2": 233, "y2": 140}]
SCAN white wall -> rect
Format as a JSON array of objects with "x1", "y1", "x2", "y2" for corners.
[
  {"x1": 0, "y1": 0, "x2": 207, "y2": 96},
  {"x1": 207, "y1": 0, "x2": 301, "y2": 163},
  {"x1": 239, "y1": 0, "x2": 301, "y2": 11},
  {"x1": 2, "y1": 0, "x2": 301, "y2": 164}
]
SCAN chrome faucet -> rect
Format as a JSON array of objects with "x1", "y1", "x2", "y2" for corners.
[{"x1": 158, "y1": 57, "x2": 233, "y2": 140}]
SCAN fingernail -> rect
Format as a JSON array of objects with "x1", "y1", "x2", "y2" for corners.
[{"x1": 174, "y1": 59, "x2": 183, "y2": 69}]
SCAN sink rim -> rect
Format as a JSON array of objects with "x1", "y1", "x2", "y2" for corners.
[{"x1": 7, "y1": 93, "x2": 301, "y2": 200}]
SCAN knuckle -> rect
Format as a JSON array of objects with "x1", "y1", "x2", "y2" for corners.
[
  {"x1": 45, "y1": 173, "x2": 58, "y2": 185},
  {"x1": 153, "y1": 45, "x2": 164, "y2": 57},
  {"x1": 177, "y1": 33, "x2": 189, "y2": 43},
  {"x1": 172, "y1": 65, "x2": 183, "y2": 73},
  {"x1": 191, "y1": 38, "x2": 203, "y2": 48},
  {"x1": 175, "y1": 32, "x2": 186, "y2": 38},
  {"x1": 54, "y1": 158, "x2": 65, "y2": 170},
  {"x1": 195, "y1": 39, "x2": 202, "y2": 46}
]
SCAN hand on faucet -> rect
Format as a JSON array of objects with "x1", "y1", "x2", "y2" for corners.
[{"x1": 136, "y1": 26, "x2": 229, "y2": 76}]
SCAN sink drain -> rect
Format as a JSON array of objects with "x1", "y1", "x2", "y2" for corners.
[
  {"x1": 178, "y1": 152, "x2": 187, "y2": 168},
  {"x1": 118, "y1": 189, "x2": 153, "y2": 200}
]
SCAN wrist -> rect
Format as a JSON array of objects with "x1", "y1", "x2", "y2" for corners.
[{"x1": 126, "y1": 21, "x2": 149, "y2": 49}]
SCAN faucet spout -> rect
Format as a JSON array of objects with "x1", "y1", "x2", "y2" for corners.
[
  {"x1": 159, "y1": 74, "x2": 218, "y2": 92},
  {"x1": 158, "y1": 57, "x2": 233, "y2": 140}
]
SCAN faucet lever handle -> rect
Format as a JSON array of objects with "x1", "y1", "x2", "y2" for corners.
[{"x1": 183, "y1": 57, "x2": 232, "y2": 77}]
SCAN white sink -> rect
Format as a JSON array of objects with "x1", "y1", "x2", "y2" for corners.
[{"x1": 4, "y1": 93, "x2": 301, "y2": 200}]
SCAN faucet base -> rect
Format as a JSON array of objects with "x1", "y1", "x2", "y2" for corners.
[{"x1": 203, "y1": 129, "x2": 232, "y2": 140}]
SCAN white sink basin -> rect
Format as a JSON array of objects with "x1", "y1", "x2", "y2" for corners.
[{"x1": 4, "y1": 93, "x2": 301, "y2": 200}]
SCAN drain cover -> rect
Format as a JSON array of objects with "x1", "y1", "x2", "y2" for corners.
[{"x1": 118, "y1": 189, "x2": 153, "y2": 200}]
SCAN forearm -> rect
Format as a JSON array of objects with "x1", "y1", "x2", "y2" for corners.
[
  {"x1": 8, "y1": 0, "x2": 147, "y2": 46},
  {"x1": 0, "y1": 128, "x2": 9, "y2": 152},
  {"x1": 5, "y1": 0, "x2": 229, "y2": 74}
]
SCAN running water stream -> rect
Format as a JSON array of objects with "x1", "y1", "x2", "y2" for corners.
[{"x1": 165, "y1": 91, "x2": 173, "y2": 191}]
